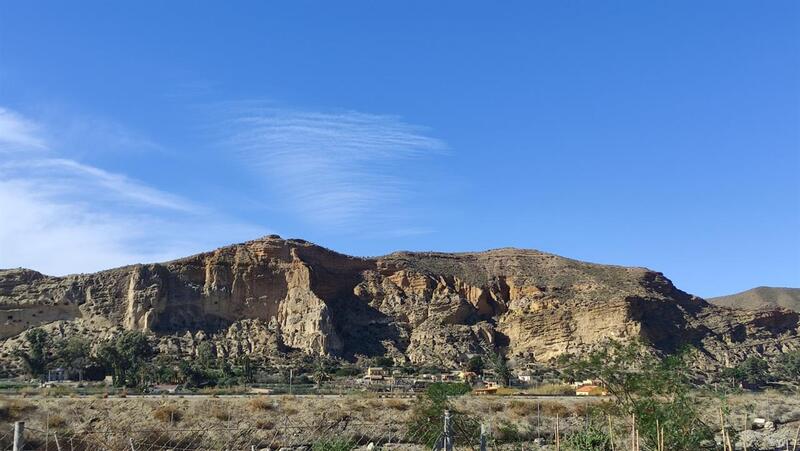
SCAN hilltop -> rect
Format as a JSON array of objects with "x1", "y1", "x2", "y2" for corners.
[{"x1": 710, "y1": 287, "x2": 800, "y2": 313}]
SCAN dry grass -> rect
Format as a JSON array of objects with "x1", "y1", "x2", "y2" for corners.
[
  {"x1": 489, "y1": 402, "x2": 505, "y2": 413},
  {"x1": 340, "y1": 397, "x2": 367, "y2": 412},
  {"x1": 0, "y1": 398, "x2": 37, "y2": 421},
  {"x1": 255, "y1": 419, "x2": 275, "y2": 430},
  {"x1": 209, "y1": 405, "x2": 232, "y2": 421},
  {"x1": 386, "y1": 399, "x2": 410, "y2": 411},
  {"x1": 46, "y1": 414, "x2": 68, "y2": 429},
  {"x1": 508, "y1": 400, "x2": 537, "y2": 417},
  {"x1": 539, "y1": 401, "x2": 569, "y2": 417},
  {"x1": 526, "y1": 384, "x2": 576, "y2": 396},
  {"x1": 153, "y1": 404, "x2": 183, "y2": 424},
  {"x1": 248, "y1": 397, "x2": 275, "y2": 411}
]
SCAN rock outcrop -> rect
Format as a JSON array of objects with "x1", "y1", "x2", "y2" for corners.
[{"x1": 1, "y1": 235, "x2": 797, "y2": 373}]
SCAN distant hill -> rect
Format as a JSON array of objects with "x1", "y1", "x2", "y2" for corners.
[{"x1": 709, "y1": 287, "x2": 800, "y2": 312}]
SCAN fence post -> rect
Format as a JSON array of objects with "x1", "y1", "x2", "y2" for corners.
[
  {"x1": 13, "y1": 421, "x2": 24, "y2": 451},
  {"x1": 537, "y1": 402, "x2": 541, "y2": 440},
  {"x1": 480, "y1": 424, "x2": 488, "y2": 451},
  {"x1": 443, "y1": 410, "x2": 453, "y2": 451}
]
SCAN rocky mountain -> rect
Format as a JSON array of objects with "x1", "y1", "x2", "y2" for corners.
[
  {"x1": 710, "y1": 287, "x2": 800, "y2": 313},
  {"x1": 1, "y1": 235, "x2": 798, "y2": 374}
]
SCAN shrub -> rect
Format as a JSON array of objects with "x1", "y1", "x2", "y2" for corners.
[
  {"x1": 494, "y1": 421, "x2": 534, "y2": 442},
  {"x1": 426, "y1": 382, "x2": 471, "y2": 401},
  {"x1": 341, "y1": 397, "x2": 366, "y2": 412},
  {"x1": 281, "y1": 406, "x2": 299, "y2": 416},
  {"x1": 509, "y1": 400, "x2": 536, "y2": 416},
  {"x1": 540, "y1": 401, "x2": 569, "y2": 417},
  {"x1": 334, "y1": 367, "x2": 360, "y2": 377},
  {"x1": 255, "y1": 419, "x2": 275, "y2": 430},
  {"x1": 43, "y1": 385, "x2": 76, "y2": 397},
  {"x1": 776, "y1": 350, "x2": 800, "y2": 383},
  {"x1": 153, "y1": 405, "x2": 183, "y2": 424},
  {"x1": 565, "y1": 425, "x2": 612, "y2": 451},
  {"x1": 46, "y1": 414, "x2": 68, "y2": 429},
  {"x1": 560, "y1": 339, "x2": 714, "y2": 451},
  {"x1": 0, "y1": 399, "x2": 36, "y2": 421},
  {"x1": 529, "y1": 383, "x2": 576, "y2": 395},
  {"x1": 488, "y1": 402, "x2": 505, "y2": 413},
  {"x1": 248, "y1": 397, "x2": 275, "y2": 411},
  {"x1": 408, "y1": 382, "x2": 478, "y2": 446},
  {"x1": 210, "y1": 405, "x2": 232, "y2": 421},
  {"x1": 386, "y1": 399, "x2": 410, "y2": 411},
  {"x1": 311, "y1": 437, "x2": 355, "y2": 451}
]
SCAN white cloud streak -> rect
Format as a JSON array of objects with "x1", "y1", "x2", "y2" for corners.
[
  {"x1": 0, "y1": 106, "x2": 264, "y2": 276},
  {"x1": 0, "y1": 159, "x2": 199, "y2": 213},
  {"x1": 225, "y1": 108, "x2": 446, "y2": 229},
  {"x1": 0, "y1": 107, "x2": 48, "y2": 152}
]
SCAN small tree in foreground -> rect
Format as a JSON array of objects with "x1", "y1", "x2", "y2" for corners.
[
  {"x1": 560, "y1": 339, "x2": 712, "y2": 451},
  {"x1": 407, "y1": 382, "x2": 472, "y2": 446}
]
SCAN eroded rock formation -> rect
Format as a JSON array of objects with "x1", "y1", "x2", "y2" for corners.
[{"x1": 1, "y1": 235, "x2": 797, "y2": 373}]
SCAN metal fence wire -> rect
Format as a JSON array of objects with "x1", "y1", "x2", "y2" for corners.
[
  {"x1": 6, "y1": 413, "x2": 799, "y2": 451},
  {"x1": 2, "y1": 411, "x2": 495, "y2": 451}
]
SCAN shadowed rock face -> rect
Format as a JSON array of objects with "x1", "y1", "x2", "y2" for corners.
[{"x1": 1, "y1": 235, "x2": 797, "y2": 372}]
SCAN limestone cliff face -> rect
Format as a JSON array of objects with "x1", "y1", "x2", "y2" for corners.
[{"x1": 0, "y1": 235, "x2": 797, "y2": 372}]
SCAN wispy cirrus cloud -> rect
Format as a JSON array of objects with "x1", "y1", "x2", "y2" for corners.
[
  {"x1": 0, "y1": 107, "x2": 48, "y2": 152},
  {"x1": 0, "y1": 159, "x2": 199, "y2": 213},
  {"x1": 224, "y1": 108, "x2": 447, "y2": 230},
  {"x1": 0, "y1": 106, "x2": 264, "y2": 275}
]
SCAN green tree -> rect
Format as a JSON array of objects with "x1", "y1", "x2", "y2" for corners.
[
  {"x1": 739, "y1": 356, "x2": 770, "y2": 386},
  {"x1": 311, "y1": 358, "x2": 329, "y2": 389},
  {"x1": 152, "y1": 354, "x2": 179, "y2": 384},
  {"x1": 53, "y1": 336, "x2": 92, "y2": 380},
  {"x1": 407, "y1": 383, "x2": 473, "y2": 446},
  {"x1": 178, "y1": 360, "x2": 204, "y2": 387},
  {"x1": 560, "y1": 339, "x2": 712, "y2": 451},
  {"x1": 14, "y1": 328, "x2": 50, "y2": 380},
  {"x1": 96, "y1": 331, "x2": 155, "y2": 387},
  {"x1": 237, "y1": 355, "x2": 255, "y2": 384},
  {"x1": 722, "y1": 356, "x2": 770, "y2": 388},
  {"x1": 776, "y1": 350, "x2": 800, "y2": 383},
  {"x1": 486, "y1": 348, "x2": 511, "y2": 386},
  {"x1": 371, "y1": 356, "x2": 394, "y2": 368},
  {"x1": 196, "y1": 341, "x2": 216, "y2": 369},
  {"x1": 465, "y1": 356, "x2": 484, "y2": 375}
]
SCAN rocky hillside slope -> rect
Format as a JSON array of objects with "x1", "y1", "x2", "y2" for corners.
[
  {"x1": 1, "y1": 235, "x2": 798, "y2": 373},
  {"x1": 710, "y1": 287, "x2": 800, "y2": 313}
]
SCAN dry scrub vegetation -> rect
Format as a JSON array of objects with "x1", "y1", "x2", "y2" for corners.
[{"x1": 0, "y1": 391, "x2": 795, "y2": 447}]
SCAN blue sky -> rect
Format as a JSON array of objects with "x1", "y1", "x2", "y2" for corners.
[{"x1": 0, "y1": 1, "x2": 798, "y2": 297}]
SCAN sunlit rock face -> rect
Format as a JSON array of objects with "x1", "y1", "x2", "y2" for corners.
[{"x1": 1, "y1": 235, "x2": 797, "y2": 373}]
